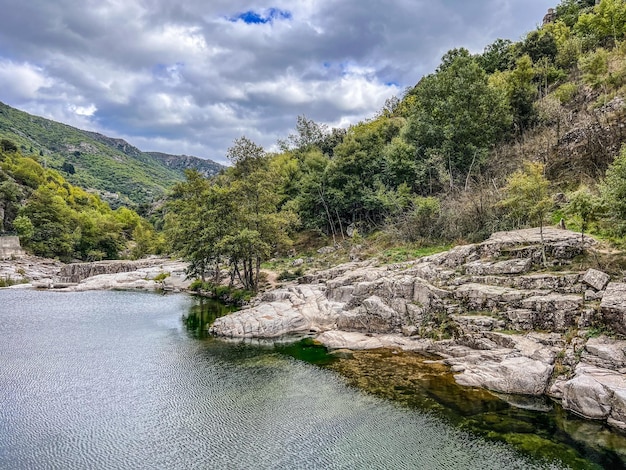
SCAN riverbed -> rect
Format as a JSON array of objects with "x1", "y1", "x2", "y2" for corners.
[{"x1": 0, "y1": 289, "x2": 623, "y2": 469}]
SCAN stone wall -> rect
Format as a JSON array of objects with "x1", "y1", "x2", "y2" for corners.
[{"x1": 0, "y1": 236, "x2": 25, "y2": 259}]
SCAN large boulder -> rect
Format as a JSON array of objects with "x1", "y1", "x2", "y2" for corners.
[
  {"x1": 209, "y1": 285, "x2": 342, "y2": 338},
  {"x1": 582, "y1": 268, "x2": 610, "y2": 291},
  {"x1": 562, "y1": 363, "x2": 626, "y2": 428}
]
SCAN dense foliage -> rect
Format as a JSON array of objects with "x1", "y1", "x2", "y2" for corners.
[
  {"x1": 0, "y1": 102, "x2": 222, "y2": 207},
  {"x1": 165, "y1": 0, "x2": 626, "y2": 288},
  {"x1": 0, "y1": 143, "x2": 163, "y2": 261}
]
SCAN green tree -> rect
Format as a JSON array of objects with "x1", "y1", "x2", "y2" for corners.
[
  {"x1": 499, "y1": 162, "x2": 553, "y2": 264},
  {"x1": 600, "y1": 145, "x2": 626, "y2": 235},
  {"x1": 478, "y1": 38, "x2": 514, "y2": 73},
  {"x1": 404, "y1": 50, "x2": 512, "y2": 189},
  {"x1": 19, "y1": 186, "x2": 78, "y2": 260},
  {"x1": 565, "y1": 185, "x2": 602, "y2": 245}
]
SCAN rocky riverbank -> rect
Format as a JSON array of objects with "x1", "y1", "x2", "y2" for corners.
[
  {"x1": 0, "y1": 256, "x2": 191, "y2": 292},
  {"x1": 209, "y1": 228, "x2": 626, "y2": 431}
]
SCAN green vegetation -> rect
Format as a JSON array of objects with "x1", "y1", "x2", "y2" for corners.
[
  {"x1": 0, "y1": 143, "x2": 163, "y2": 261},
  {"x1": 6, "y1": 0, "x2": 626, "y2": 286},
  {"x1": 0, "y1": 102, "x2": 222, "y2": 207},
  {"x1": 165, "y1": 0, "x2": 626, "y2": 288}
]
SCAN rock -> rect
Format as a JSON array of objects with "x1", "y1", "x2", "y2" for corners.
[
  {"x1": 583, "y1": 268, "x2": 610, "y2": 291},
  {"x1": 479, "y1": 227, "x2": 592, "y2": 258},
  {"x1": 317, "y1": 246, "x2": 336, "y2": 255},
  {"x1": 600, "y1": 283, "x2": 626, "y2": 335},
  {"x1": 451, "y1": 314, "x2": 505, "y2": 332},
  {"x1": 0, "y1": 236, "x2": 25, "y2": 259},
  {"x1": 402, "y1": 325, "x2": 419, "y2": 337},
  {"x1": 62, "y1": 259, "x2": 190, "y2": 292},
  {"x1": 582, "y1": 336, "x2": 626, "y2": 370},
  {"x1": 454, "y1": 283, "x2": 530, "y2": 310},
  {"x1": 505, "y1": 309, "x2": 535, "y2": 331},
  {"x1": 337, "y1": 295, "x2": 402, "y2": 333},
  {"x1": 317, "y1": 330, "x2": 432, "y2": 351},
  {"x1": 562, "y1": 363, "x2": 626, "y2": 424},
  {"x1": 292, "y1": 258, "x2": 304, "y2": 267},
  {"x1": 209, "y1": 285, "x2": 342, "y2": 338},
  {"x1": 454, "y1": 356, "x2": 553, "y2": 396},
  {"x1": 521, "y1": 293, "x2": 582, "y2": 332},
  {"x1": 59, "y1": 259, "x2": 179, "y2": 283},
  {"x1": 464, "y1": 258, "x2": 532, "y2": 276},
  {"x1": 578, "y1": 308, "x2": 600, "y2": 328}
]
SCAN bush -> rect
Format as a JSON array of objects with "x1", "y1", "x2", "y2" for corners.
[{"x1": 553, "y1": 82, "x2": 579, "y2": 103}]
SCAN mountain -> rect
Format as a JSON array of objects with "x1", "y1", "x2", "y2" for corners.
[{"x1": 0, "y1": 102, "x2": 224, "y2": 207}]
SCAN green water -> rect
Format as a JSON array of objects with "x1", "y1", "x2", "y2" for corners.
[{"x1": 186, "y1": 301, "x2": 626, "y2": 469}]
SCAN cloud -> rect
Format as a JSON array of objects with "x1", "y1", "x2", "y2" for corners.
[{"x1": 0, "y1": 0, "x2": 556, "y2": 164}]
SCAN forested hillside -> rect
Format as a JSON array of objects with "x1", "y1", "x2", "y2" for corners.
[
  {"x1": 0, "y1": 102, "x2": 223, "y2": 207},
  {"x1": 0, "y1": 140, "x2": 163, "y2": 261},
  {"x1": 166, "y1": 0, "x2": 626, "y2": 289}
]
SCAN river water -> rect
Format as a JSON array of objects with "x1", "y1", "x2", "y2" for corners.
[{"x1": 0, "y1": 289, "x2": 624, "y2": 469}]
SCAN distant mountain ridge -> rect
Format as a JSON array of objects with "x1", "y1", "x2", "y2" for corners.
[{"x1": 0, "y1": 101, "x2": 224, "y2": 206}]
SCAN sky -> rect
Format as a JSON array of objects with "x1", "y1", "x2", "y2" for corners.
[{"x1": 0, "y1": 0, "x2": 557, "y2": 164}]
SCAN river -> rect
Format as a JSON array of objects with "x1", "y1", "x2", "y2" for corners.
[{"x1": 0, "y1": 289, "x2": 624, "y2": 469}]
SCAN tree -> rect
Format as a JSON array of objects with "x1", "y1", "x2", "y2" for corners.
[
  {"x1": 499, "y1": 162, "x2": 553, "y2": 264},
  {"x1": 478, "y1": 38, "x2": 514, "y2": 73},
  {"x1": 565, "y1": 186, "x2": 602, "y2": 245},
  {"x1": 600, "y1": 145, "x2": 626, "y2": 235},
  {"x1": 403, "y1": 50, "x2": 512, "y2": 190}
]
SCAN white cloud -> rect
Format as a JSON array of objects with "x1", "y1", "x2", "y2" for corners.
[
  {"x1": 0, "y1": 60, "x2": 50, "y2": 100},
  {"x1": 0, "y1": 0, "x2": 556, "y2": 164}
]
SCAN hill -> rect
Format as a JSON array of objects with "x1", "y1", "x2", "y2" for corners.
[{"x1": 0, "y1": 102, "x2": 223, "y2": 207}]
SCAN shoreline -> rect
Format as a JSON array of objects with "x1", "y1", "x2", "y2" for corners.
[{"x1": 5, "y1": 229, "x2": 626, "y2": 432}]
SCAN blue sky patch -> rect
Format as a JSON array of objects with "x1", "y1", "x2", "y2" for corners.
[{"x1": 229, "y1": 8, "x2": 292, "y2": 24}]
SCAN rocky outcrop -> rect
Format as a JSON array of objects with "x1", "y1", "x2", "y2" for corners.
[
  {"x1": 59, "y1": 259, "x2": 176, "y2": 283},
  {"x1": 209, "y1": 285, "x2": 343, "y2": 338},
  {"x1": 210, "y1": 227, "x2": 626, "y2": 430},
  {"x1": 0, "y1": 256, "x2": 191, "y2": 292}
]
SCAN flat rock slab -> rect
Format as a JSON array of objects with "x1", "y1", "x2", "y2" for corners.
[
  {"x1": 453, "y1": 356, "x2": 553, "y2": 396},
  {"x1": 582, "y1": 336, "x2": 626, "y2": 370},
  {"x1": 464, "y1": 258, "x2": 532, "y2": 276},
  {"x1": 316, "y1": 330, "x2": 433, "y2": 351}
]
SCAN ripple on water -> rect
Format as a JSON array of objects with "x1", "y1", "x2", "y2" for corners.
[{"x1": 0, "y1": 290, "x2": 577, "y2": 469}]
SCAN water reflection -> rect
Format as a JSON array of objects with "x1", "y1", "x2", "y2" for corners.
[{"x1": 182, "y1": 296, "x2": 237, "y2": 338}]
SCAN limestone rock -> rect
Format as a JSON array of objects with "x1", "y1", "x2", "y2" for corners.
[
  {"x1": 316, "y1": 330, "x2": 432, "y2": 351},
  {"x1": 583, "y1": 268, "x2": 610, "y2": 291},
  {"x1": 505, "y1": 309, "x2": 535, "y2": 331},
  {"x1": 521, "y1": 293, "x2": 582, "y2": 331},
  {"x1": 0, "y1": 236, "x2": 25, "y2": 259},
  {"x1": 600, "y1": 283, "x2": 626, "y2": 335},
  {"x1": 454, "y1": 283, "x2": 530, "y2": 310},
  {"x1": 582, "y1": 336, "x2": 626, "y2": 370}
]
